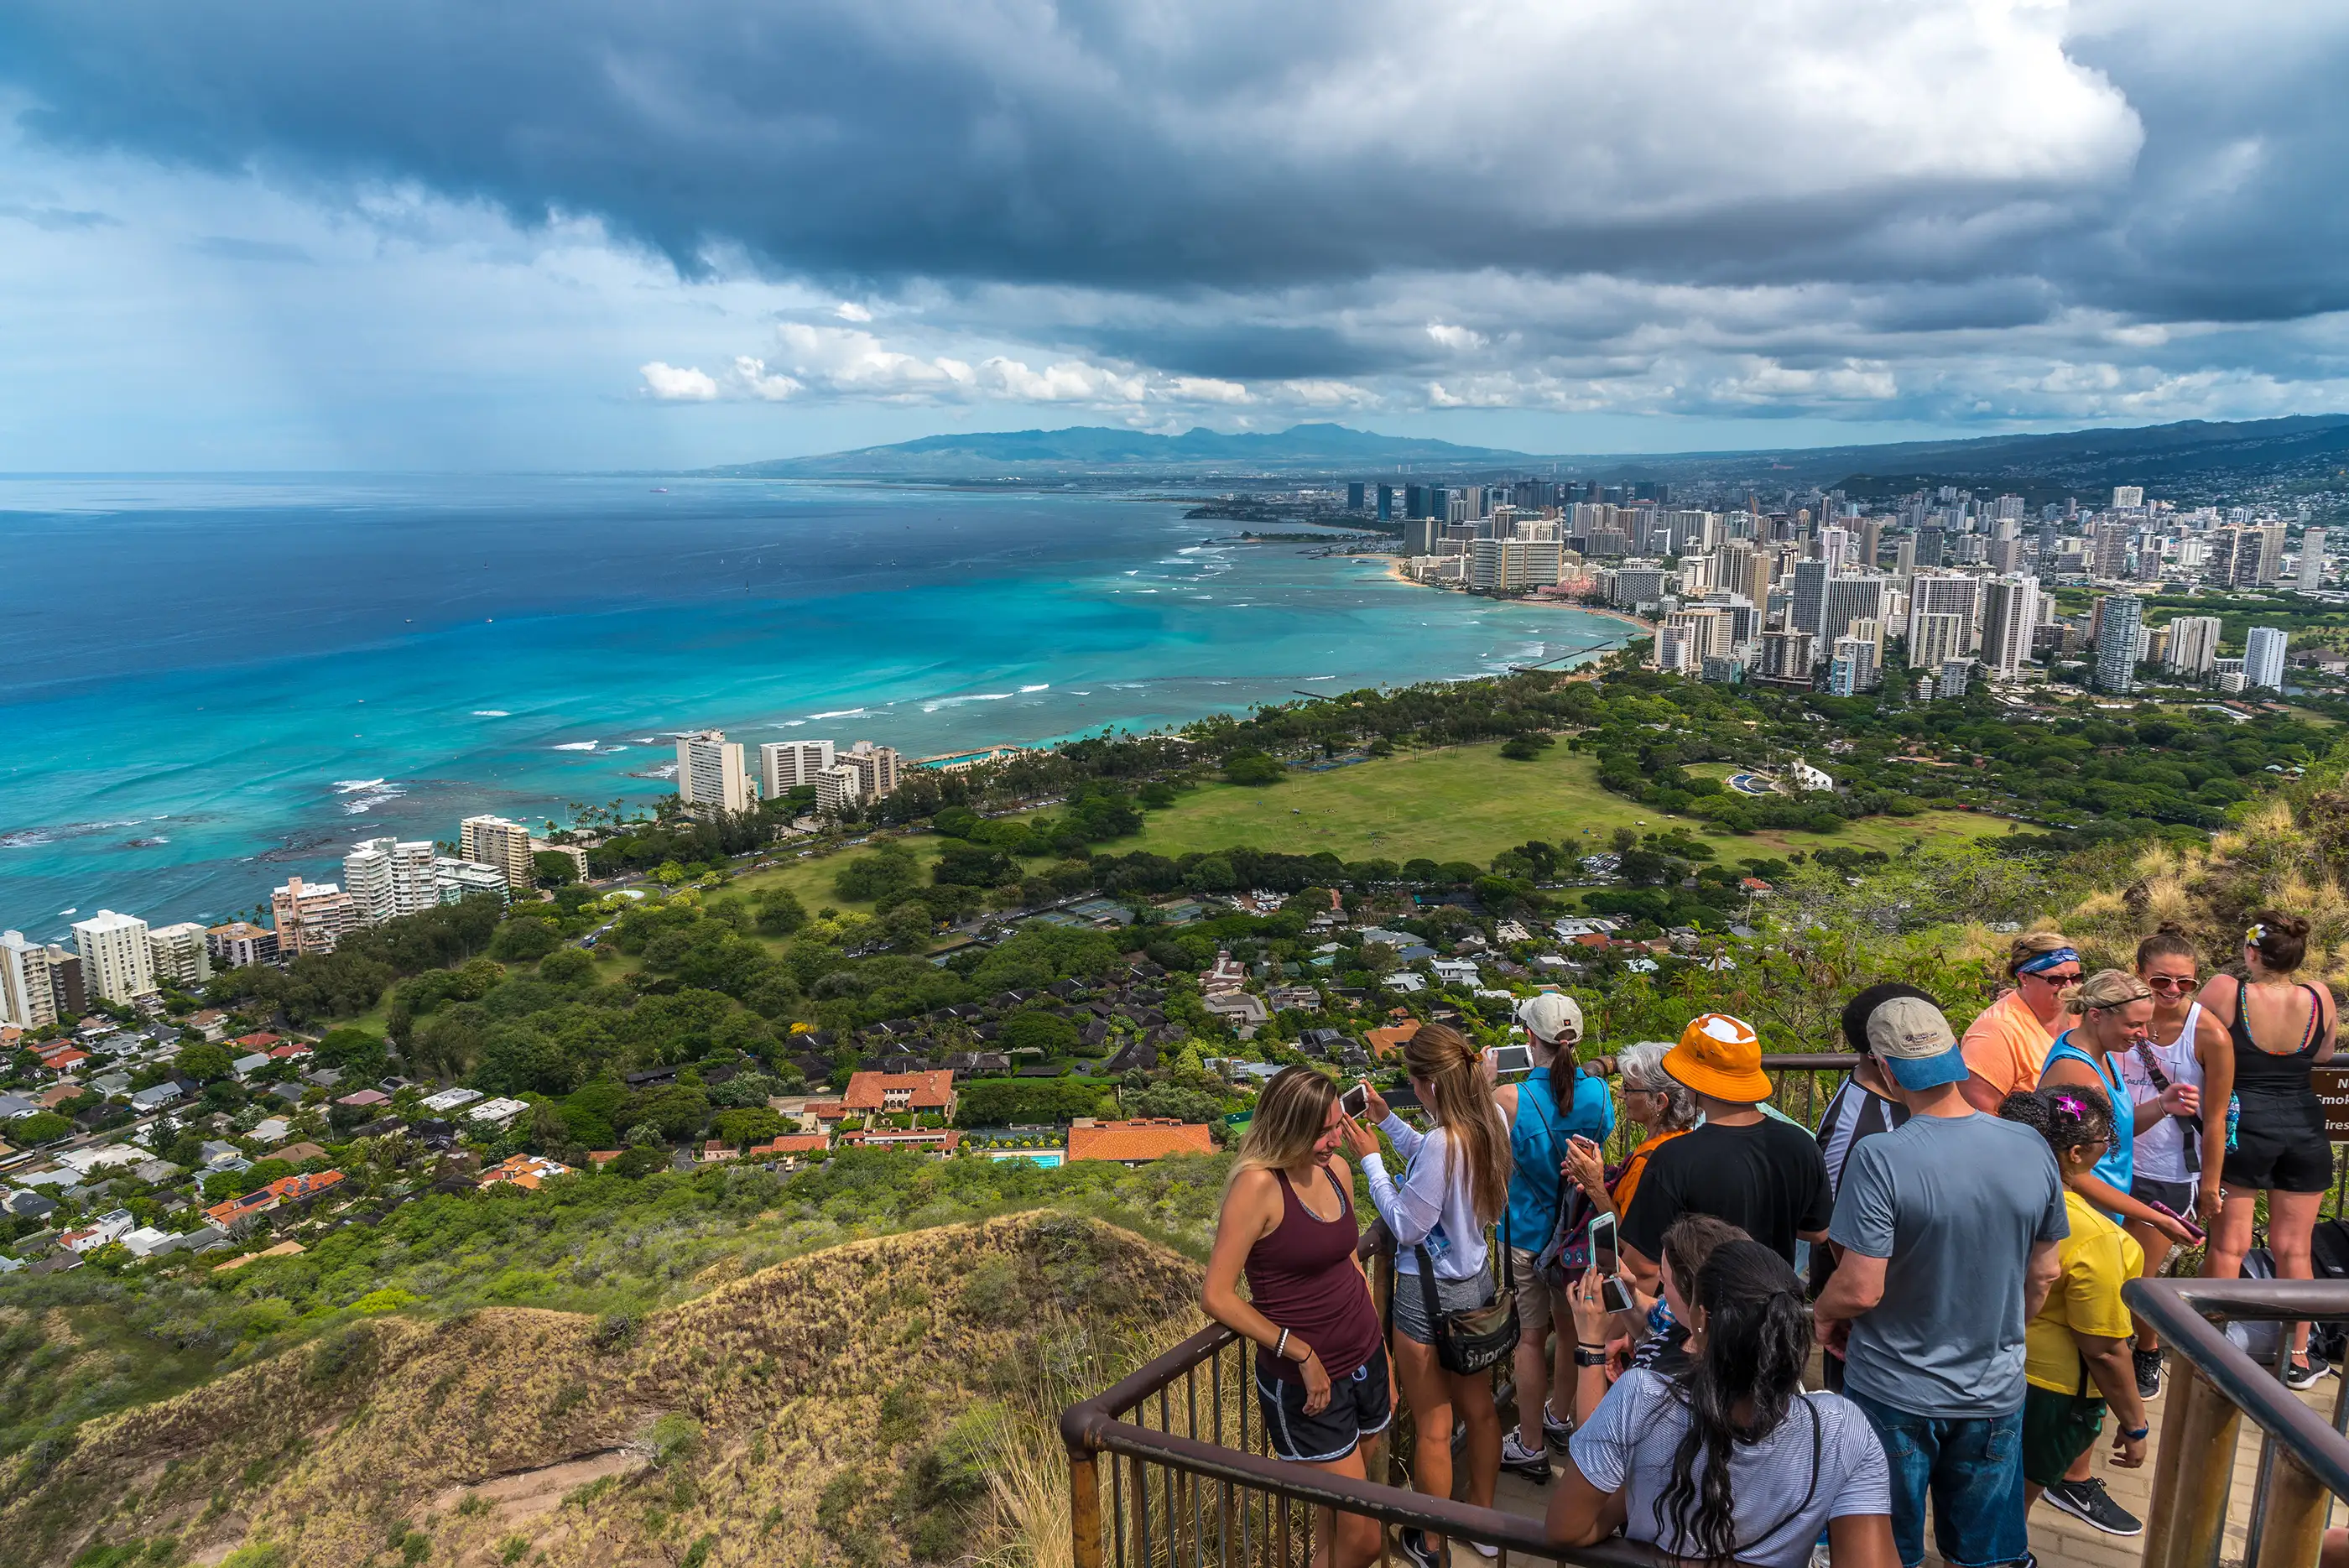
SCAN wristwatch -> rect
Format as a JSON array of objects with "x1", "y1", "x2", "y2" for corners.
[{"x1": 1575, "y1": 1345, "x2": 1609, "y2": 1367}]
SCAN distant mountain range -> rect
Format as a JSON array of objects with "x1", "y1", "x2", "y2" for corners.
[{"x1": 706, "y1": 414, "x2": 2349, "y2": 492}]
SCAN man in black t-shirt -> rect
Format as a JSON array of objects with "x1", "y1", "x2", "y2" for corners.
[{"x1": 1619, "y1": 1013, "x2": 1832, "y2": 1280}]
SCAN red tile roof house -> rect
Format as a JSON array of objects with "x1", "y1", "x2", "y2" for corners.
[
  {"x1": 267, "y1": 1043, "x2": 314, "y2": 1060},
  {"x1": 1067, "y1": 1119, "x2": 1216, "y2": 1165},
  {"x1": 202, "y1": 1168, "x2": 346, "y2": 1228},
  {"x1": 841, "y1": 1069, "x2": 957, "y2": 1121},
  {"x1": 700, "y1": 1140, "x2": 739, "y2": 1164},
  {"x1": 233, "y1": 1033, "x2": 282, "y2": 1050},
  {"x1": 744, "y1": 1133, "x2": 831, "y2": 1159}
]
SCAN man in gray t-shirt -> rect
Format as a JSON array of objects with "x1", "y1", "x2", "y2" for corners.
[{"x1": 1814, "y1": 995, "x2": 2065, "y2": 1568}]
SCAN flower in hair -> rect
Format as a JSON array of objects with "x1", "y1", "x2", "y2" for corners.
[
  {"x1": 2248, "y1": 925, "x2": 2267, "y2": 945},
  {"x1": 2052, "y1": 1092, "x2": 2087, "y2": 1122}
]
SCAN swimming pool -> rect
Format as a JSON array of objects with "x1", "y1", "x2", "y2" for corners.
[{"x1": 987, "y1": 1150, "x2": 1064, "y2": 1167}]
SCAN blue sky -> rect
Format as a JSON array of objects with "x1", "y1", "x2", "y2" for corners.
[{"x1": 1, "y1": 0, "x2": 2345, "y2": 470}]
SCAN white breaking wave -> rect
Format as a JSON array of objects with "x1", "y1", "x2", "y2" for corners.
[
  {"x1": 807, "y1": 708, "x2": 866, "y2": 720},
  {"x1": 471, "y1": 709, "x2": 511, "y2": 717},
  {"x1": 341, "y1": 783, "x2": 407, "y2": 815},
  {"x1": 1019, "y1": 684, "x2": 1049, "y2": 693},
  {"x1": 551, "y1": 741, "x2": 600, "y2": 752},
  {"x1": 331, "y1": 779, "x2": 387, "y2": 793}
]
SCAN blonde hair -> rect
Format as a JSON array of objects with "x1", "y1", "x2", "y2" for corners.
[
  {"x1": 1228, "y1": 1065, "x2": 1338, "y2": 1193},
  {"x1": 1402, "y1": 1024, "x2": 1510, "y2": 1226},
  {"x1": 2061, "y1": 968, "x2": 2154, "y2": 1016}
]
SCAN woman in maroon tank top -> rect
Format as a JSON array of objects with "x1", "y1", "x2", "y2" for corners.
[{"x1": 1204, "y1": 1066, "x2": 1390, "y2": 1568}]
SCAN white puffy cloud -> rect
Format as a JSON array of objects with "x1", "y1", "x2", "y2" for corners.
[{"x1": 638, "y1": 361, "x2": 718, "y2": 401}]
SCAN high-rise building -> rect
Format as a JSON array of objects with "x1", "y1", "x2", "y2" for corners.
[
  {"x1": 1756, "y1": 629, "x2": 1816, "y2": 685},
  {"x1": 460, "y1": 815, "x2": 537, "y2": 894},
  {"x1": 2088, "y1": 520, "x2": 2132, "y2": 581},
  {"x1": 345, "y1": 836, "x2": 440, "y2": 925},
  {"x1": 1789, "y1": 560, "x2": 1830, "y2": 643},
  {"x1": 146, "y1": 922, "x2": 213, "y2": 990},
  {"x1": 72, "y1": 909, "x2": 156, "y2": 1003},
  {"x1": 435, "y1": 857, "x2": 512, "y2": 904},
  {"x1": 1468, "y1": 537, "x2": 1565, "y2": 591},
  {"x1": 675, "y1": 730, "x2": 752, "y2": 815},
  {"x1": 2093, "y1": 594, "x2": 2143, "y2": 694},
  {"x1": 2113, "y1": 487, "x2": 2145, "y2": 510},
  {"x1": 1376, "y1": 484, "x2": 1393, "y2": 523},
  {"x1": 1859, "y1": 517, "x2": 1885, "y2": 570},
  {"x1": 1820, "y1": 575, "x2": 1890, "y2": 651},
  {"x1": 2164, "y1": 617, "x2": 2221, "y2": 678},
  {"x1": 1653, "y1": 623, "x2": 1700, "y2": 675},
  {"x1": 815, "y1": 763, "x2": 867, "y2": 815},
  {"x1": 1893, "y1": 536, "x2": 1917, "y2": 578},
  {"x1": 1982, "y1": 575, "x2": 2039, "y2": 680},
  {"x1": 845, "y1": 742, "x2": 902, "y2": 802},
  {"x1": 2244, "y1": 626, "x2": 2289, "y2": 692},
  {"x1": 1915, "y1": 526, "x2": 1945, "y2": 570},
  {"x1": 1909, "y1": 612, "x2": 1971, "y2": 672},
  {"x1": 1, "y1": 930, "x2": 73, "y2": 1029},
  {"x1": 271, "y1": 877, "x2": 360, "y2": 958},
  {"x1": 1400, "y1": 516, "x2": 1440, "y2": 557},
  {"x1": 2257, "y1": 524, "x2": 2289, "y2": 586},
  {"x1": 1905, "y1": 574, "x2": 1983, "y2": 656},
  {"x1": 2299, "y1": 529, "x2": 2328, "y2": 591},
  {"x1": 1940, "y1": 659, "x2": 1973, "y2": 699},
  {"x1": 1346, "y1": 482, "x2": 1365, "y2": 512},
  {"x1": 206, "y1": 922, "x2": 279, "y2": 971},
  {"x1": 758, "y1": 739, "x2": 836, "y2": 800},
  {"x1": 1827, "y1": 635, "x2": 1879, "y2": 696}
]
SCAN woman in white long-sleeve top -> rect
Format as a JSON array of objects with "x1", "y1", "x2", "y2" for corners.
[{"x1": 1345, "y1": 1023, "x2": 1513, "y2": 1568}]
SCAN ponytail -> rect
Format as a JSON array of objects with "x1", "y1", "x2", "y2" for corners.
[
  {"x1": 1402, "y1": 1023, "x2": 1509, "y2": 1226},
  {"x1": 1656, "y1": 1241, "x2": 1813, "y2": 1561}
]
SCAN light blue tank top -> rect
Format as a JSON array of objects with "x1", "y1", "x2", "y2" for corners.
[
  {"x1": 1503, "y1": 1065, "x2": 1615, "y2": 1249},
  {"x1": 2040, "y1": 1030, "x2": 2133, "y2": 1201}
]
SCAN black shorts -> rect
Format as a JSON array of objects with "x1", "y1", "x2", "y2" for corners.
[
  {"x1": 2224, "y1": 1097, "x2": 2336, "y2": 1195},
  {"x1": 2129, "y1": 1175, "x2": 2196, "y2": 1218},
  {"x1": 1256, "y1": 1348, "x2": 1393, "y2": 1464}
]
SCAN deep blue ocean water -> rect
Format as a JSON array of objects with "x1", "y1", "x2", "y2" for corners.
[{"x1": 0, "y1": 475, "x2": 1624, "y2": 938}]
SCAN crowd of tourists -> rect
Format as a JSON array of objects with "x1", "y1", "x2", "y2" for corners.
[{"x1": 1200, "y1": 909, "x2": 2339, "y2": 1568}]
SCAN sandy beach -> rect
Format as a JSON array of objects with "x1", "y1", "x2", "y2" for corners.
[{"x1": 1379, "y1": 554, "x2": 1653, "y2": 633}]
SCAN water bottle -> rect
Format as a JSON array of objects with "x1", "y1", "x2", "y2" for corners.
[{"x1": 2227, "y1": 1092, "x2": 2242, "y2": 1152}]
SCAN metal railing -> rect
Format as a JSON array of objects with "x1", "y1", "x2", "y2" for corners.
[
  {"x1": 1060, "y1": 1054, "x2": 1863, "y2": 1568},
  {"x1": 2130, "y1": 1278, "x2": 2349, "y2": 1568}
]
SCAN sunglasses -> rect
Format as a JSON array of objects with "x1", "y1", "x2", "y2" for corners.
[
  {"x1": 2144, "y1": 975, "x2": 2197, "y2": 993},
  {"x1": 2023, "y1": 969, "x2": 2082, "y2": 985}
]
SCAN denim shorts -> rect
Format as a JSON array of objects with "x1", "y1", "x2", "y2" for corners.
[
  {"x1": 1389, "y1": 1268, "x2": 1495, "y2": 1347},
  {"x1": 1844, "y1": 1389, "x2": 2028, "y2": 1568}
]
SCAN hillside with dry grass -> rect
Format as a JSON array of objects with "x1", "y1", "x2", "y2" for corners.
[{"x1": 0, "y1": 1212, "x2": 1204, "y2": 1568}]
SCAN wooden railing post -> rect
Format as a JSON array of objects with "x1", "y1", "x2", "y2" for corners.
[
  {"x1": 1071, "y1": 1451, "x2": 1106, "y2": 1568},
  {"x1": 2253, "y1": 1450, "x2": 2331, "y2": 1568},
  {"x1": 2141, "y1": 1367, "x2": 2242, "y2": 1568}
]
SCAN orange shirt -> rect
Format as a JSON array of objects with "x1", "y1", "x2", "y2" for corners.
[
  {"x1": 1612, "y1": 1128, "x2": 1690, "y2": 1216},
  {"x1": 1958, "y1": 988, "x2": 2055, "y2": 1099}
]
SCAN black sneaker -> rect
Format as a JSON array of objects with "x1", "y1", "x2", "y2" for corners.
[
  {"x1": 2285, "y1": 1357, "x2": 2328, "y2": 1391},
  {"x1": 2043, "y1": 1477, "x2": 2143, "y2": 1537},
  {"x1": 2133, "y1": 1346, "x2": 2163, "y2": 1399},
  {"x1": 1397, "y1": 1528, "x2": 1446, "y2": 1568},
  {"x1": 1499, "y1": 1431, "x2": 1551, "y2": 1482}
]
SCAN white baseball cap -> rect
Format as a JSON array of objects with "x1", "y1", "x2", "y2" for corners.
[{"x1": 1516, "y1": 992, "x2": 1584, "y2": 1044}]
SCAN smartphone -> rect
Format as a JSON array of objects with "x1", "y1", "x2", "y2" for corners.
[
  {"x1": 1486, "y1": 1044, "x2": 1534, "y2": 1076},
  {"x1": 2148, "y1": 1199, "x2": 2206, "y2": 1244},
  {"x1": 1338, "y1": 1082, "x2": 1370, "y2": 1118},
  {"x1": 1588, "y1": 1211, "x2": 1618, "y2": 1277}
]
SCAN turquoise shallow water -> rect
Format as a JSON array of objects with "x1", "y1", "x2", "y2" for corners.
[{"x1": 0, "y1": 476, "x2": 1625, "y2": 938}]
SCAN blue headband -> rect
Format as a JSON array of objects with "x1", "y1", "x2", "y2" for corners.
[{"x1": 2016, "y1": 947, "x2": 2081, "y2": 977}]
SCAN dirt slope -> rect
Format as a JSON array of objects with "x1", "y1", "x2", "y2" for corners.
[{"x1": 0, "y1": 1211, "x2": 1203, "y2": 1568}]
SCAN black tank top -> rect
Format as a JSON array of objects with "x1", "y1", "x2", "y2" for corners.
[{"x1": 2229, "y1": 978, "x2": 2325, "y2": 1096}]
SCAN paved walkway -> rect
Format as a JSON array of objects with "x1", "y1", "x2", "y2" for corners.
[{"x1": 1456, "y1": 1357, "x2": 2347, "y2": 1568}]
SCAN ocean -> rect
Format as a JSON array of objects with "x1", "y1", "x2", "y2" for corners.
[{"x1": 0, "y1": 475, "x2": 1626, "y2": 939}]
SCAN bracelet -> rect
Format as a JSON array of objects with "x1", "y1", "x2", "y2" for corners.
[
  {"x1": 1274, "y1": 1328, "x2": 1290, "y2": 1360},
  {"x1": 1576, "y1": 1341, "x2": 1607, "y2": 1351},
  {"x1": 2121, "y1": 1425, "x2": 2149, "y2": 1441}
]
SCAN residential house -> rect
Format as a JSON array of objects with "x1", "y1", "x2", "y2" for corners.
[
  {"x1": 201, "y1": 1168, "x2": 345, "y2": 1228},
  {"x1": 420, "y1": 1086, "x2": 484, "y2": 1113},
  {"x1": 1429, "y1": 959, "x2": 1482, "y2": 987},
  {"x1": 837, "y1": 1127, "x2": 961, "y2": 1154},
  {"x1": 1201, "y1": 991, "x2": 1268, "y2": 1038},
  {"x1": 743, "y1": 1133, "x2": 831, "y2": 1161},
  {"x1": 231, "y1": 1052, "x2": 272, "y2": 1079},
  {"x1": 1066, "y1": 1119, "x2": 1216, "y2": 1165},
  {"x1": 1201, "y1": 951, "x2": 1247, "y2": 993},
  {"x1": 841, "y1": 1069, "x2": 957, "y2": 1120},
  {"x1": 478, "y1": 1154, "x2": 574, "y2": 1190},
  {"x1": 59, "y1": 1209, "x2": 137, "y2": 1253},
  {"x1": 1366, "y1": 1019, "x2": 1423, "y2": 1059},
  {"x1": 466, "y1": 1097, "x2": 530, "y2": 1126}
]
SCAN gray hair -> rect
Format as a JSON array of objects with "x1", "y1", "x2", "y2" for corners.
[{"x1": 1618, "y1": 1040, "x2": 1700, "y2": 1131}]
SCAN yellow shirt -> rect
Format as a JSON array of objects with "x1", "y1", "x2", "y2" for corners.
[
  {"x1": 1959, "y1": 990, "x2": 2055, "y2": 1102},
  {"x1": 2025, "y1": 1190, "x2": 2143, "y2": 1394}
]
